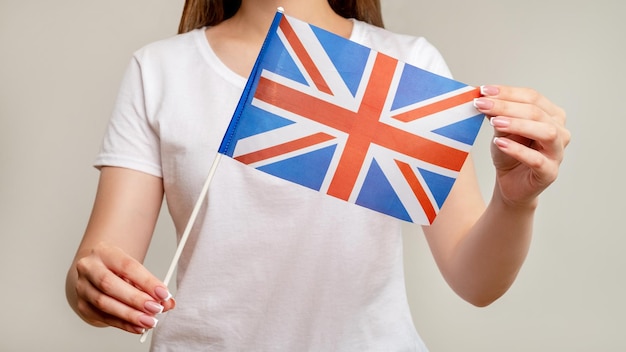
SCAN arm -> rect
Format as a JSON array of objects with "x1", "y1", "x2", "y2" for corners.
[
  {"x1": 65, "y1": 166, "x2": 175, "y2": 333},
  {"x1": 422, "y1": 85, "x2": 570, "y2": 307}
]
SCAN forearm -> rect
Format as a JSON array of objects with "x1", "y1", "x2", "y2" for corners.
[
  {"x1": 65, "y1": 167, "x2": 173, "y2": 332},
  {"x1": 441, "y1": 185, "x2": 536, "y2": 306},
  {"x1": 424, "y1": 84, "x2": 568, "y2": 306}
]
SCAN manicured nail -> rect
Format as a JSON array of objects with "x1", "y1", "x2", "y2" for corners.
[
  {"x1": 473, "y1": 98, "x2": 494, "y2": 110},
  {"x1": 133, "y1": 326, "x2": 146, "y2": 334},
  {"x1": 480, "y1": 85, "x2": 500, "y2": 96},
  {"x1": 139, "y1": 315, "x2": 159, "y2": 328},
  {"x1": 144, "y1": 301, "x2": 164, "y2": 314},
  {"x1": 489, "y1": 117, "x2": 510, "y2": 128},
  {"x1": 493, "y1": 137, "x2": 509, "y2": 148},
  {"x1": 155, "y1": 286, "x2": 172, "y2": 302}
]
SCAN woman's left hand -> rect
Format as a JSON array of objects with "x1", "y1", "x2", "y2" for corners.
[{"x1": 473, "y1": 85, "x2": 571, "y2": 207}]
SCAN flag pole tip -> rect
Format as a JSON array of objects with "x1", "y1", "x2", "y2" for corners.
[{"x1": 277, "y1": 7, "x2": 284, "y2": 13}]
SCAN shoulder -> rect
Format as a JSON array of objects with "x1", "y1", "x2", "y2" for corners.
[
  {"x1": 131, "y1": 28, "x2": 206, "y2": 67},
  {"x1": 350, "y1": 20, "x2": 452, "y2": 78}
]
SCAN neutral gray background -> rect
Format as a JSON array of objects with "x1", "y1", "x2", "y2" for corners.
[{"x1": 1, "y1": 0, "x2": 624, "y2": 351}]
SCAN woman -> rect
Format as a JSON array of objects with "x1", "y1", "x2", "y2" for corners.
[{"x1": 66, "y1": 0, "x2": 570, "y2": 350}]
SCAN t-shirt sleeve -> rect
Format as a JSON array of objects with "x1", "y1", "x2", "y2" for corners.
[
  {"x1": 94, "y1": 56, "x2": 162, "y2": 177},
  {"x1": 400, "y1": 36, "x2": 453, "y2": 80},
  {"x1": 415, "y1": 40, "x2": 453, "y2": 79}
]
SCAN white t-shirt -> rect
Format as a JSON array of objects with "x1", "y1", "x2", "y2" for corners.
[{"x1": 96, "y1": 19, "x2": 451, "y2": 352}]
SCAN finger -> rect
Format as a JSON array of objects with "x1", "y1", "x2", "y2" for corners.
[
  {"x1": 85, "y1": 302, "x2": 153, "y2": 335},
  {"x1": 489, "y1": 116, "x2": 566, "y2": 160},
  {"x1": 76, "y1": 254, "x2": 159, "y2": 315},
  {"x1": 97, "y1": 245, "x2": 172, "y2": 303},
  {"x1": 162, "y1": 297, "x2": 176, "y2": 313},
  {"x1": 76, "y1": 246, "x2": 172, "y2": 317},
  {"x1": 75, "y1": 277, "x2": 159, "y2": 333},
  {"x1": 76, "y1": 299, "x2": 146, "y2": 334},
  {"x1": 493, "y1": 137, "x2": 559, "y2": 186},
  {"x1": 480, "y1": 85, "x2": 566, "y2": 121},
  {"x1": 474, "y1": 96, "x2": 549, "y2": 123}
]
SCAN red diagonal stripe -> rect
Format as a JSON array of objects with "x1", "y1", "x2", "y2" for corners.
[
  {"x1": 395, "y1": 160, "x2": 437, "y2": 224},
  {"x1": 255, "y1": 77, "x2": 357, "y2": 135},
  {"x1": 371, "y1": 123, "x2": 468, "y2": 171},
  {"x1": 279, "y1": 17, "x2": 333, "y2": 95},
  {"x1": 234, "y1": 132, "x2": 335, "y2": 164},
  {"x1": 392, "y1": 88, "x2": 481, "y2": 122}
]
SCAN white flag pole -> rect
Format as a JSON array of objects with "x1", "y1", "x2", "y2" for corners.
[{"x1": 139, "y1": 153, "x2": 223, "y2": 343}]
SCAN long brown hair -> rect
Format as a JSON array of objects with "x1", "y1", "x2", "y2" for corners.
[{"x1": 178, "y1": 0, "x2": 384, "y2": 34}]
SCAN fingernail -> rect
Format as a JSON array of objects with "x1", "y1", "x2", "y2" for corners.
[
  {"x1": 139, "y1": 315, "x2": 159, "y2": 328},
  {"x1": 493, "y1": 137, "x2": 509, "y2": 148},
  {"x1": 155, "y1": 286, "x2": 172, "y2": 302},
  {"x1": 133, "y1": 326, "x2": 146, "y2": 334},
  {"x1": 490, "y1": 117, "x2": 510, "y2": 128},
  {"x1": 144, "y1": 301, "x2": 164, "y2": 314},
  {"x1": 480, "y1": 85, "x2": 500, "y2": 96},
  {"x1": 473, "y1": 98, "x2": 494, "y2": 110}
]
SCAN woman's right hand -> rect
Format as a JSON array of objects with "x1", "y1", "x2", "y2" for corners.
[
  {"x1": 71, "y1": 243, "x2": 175, "y2": 334},
  {"x1": 66, "y1": 166, "x2": 173, "y2": 334}
]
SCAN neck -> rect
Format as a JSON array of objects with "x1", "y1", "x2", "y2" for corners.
[
  {"x1": 232, "y1": 0, "x2": 352, "y2": 38},
  {"x1": 204, "y1": 0, "x2": 353, "y2": 78}
]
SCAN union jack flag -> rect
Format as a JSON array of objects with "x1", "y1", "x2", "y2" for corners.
[{"x1": 218, "y1": 11, "x2": 485, "y2": 224}]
